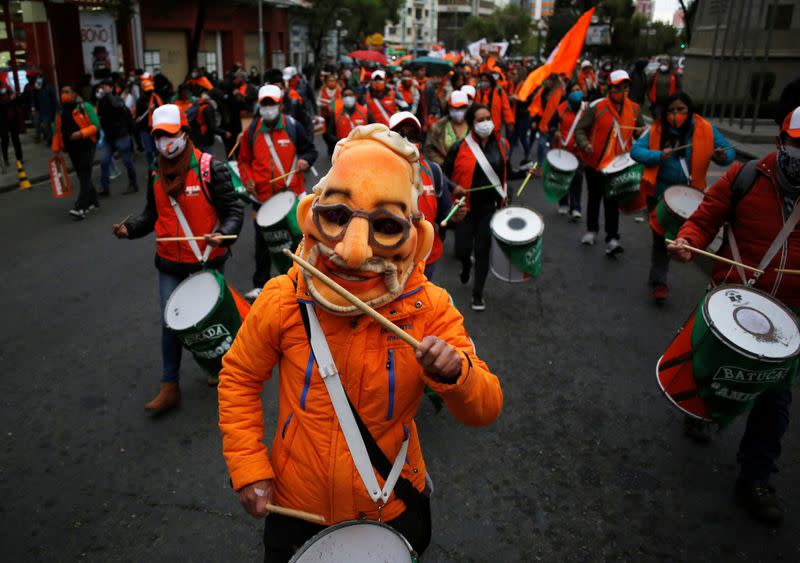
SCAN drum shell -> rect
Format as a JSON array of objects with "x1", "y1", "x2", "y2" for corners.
[
  {"x1": 650, "y1": 187, "x2": 700, "y2": 240},
  {"x1": 490, "y1": 235, "x2": 543, "y2": 283},
  {"x1": 602, "y1": 161, "x2": 644, "y2": 202},
  {"x1": 290, "y1": 519, "x2": 415, "y2": 562},
  {"x1": 256, "y1": 194, "x2": 303, "y2": 274},
  {"x1": 542, "y1": 150, "x2": 577, "y2": 203}
]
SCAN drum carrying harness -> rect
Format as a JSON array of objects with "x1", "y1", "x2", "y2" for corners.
[
  {"x1": 168, "y1": 152, "x2": 219, "y2": 264},
  {"x1": 464, "y1": 134, "x2": 507, "y2": 199}
]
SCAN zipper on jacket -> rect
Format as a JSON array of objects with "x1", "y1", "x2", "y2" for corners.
[
  {"x1": 281, "y1": 413, "x2": 293, "y2": 438},
  {"x1": 386, "y1": 349, "x2": 395, "y2": 421}
]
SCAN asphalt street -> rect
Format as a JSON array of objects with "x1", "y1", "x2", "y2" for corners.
[{"x1": 1, "y1": 138, "x2": 799, "y2": 562}]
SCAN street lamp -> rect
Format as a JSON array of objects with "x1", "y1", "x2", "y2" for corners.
[
  {"x1": 510, "y1": 34, "x2": 520, "y2": 56},
  {"x1": 536, "y1": 20, "x2": 546, "y2": 63},
  {"x1": 336, "y1": 19, "x2": 342, "y2": 61}
]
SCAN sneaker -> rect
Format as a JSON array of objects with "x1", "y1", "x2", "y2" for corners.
[
  {"x1": 87, "y1": 203, "x2": 100, "y2": 213},
  {"x1": 605, "y1": 238, "x2": 624, "y2": 257},
  {"x1": 570, "y1": 209, "x2": 582, "y2": 221},
  {"x1": 558, "y1": 205, "x2": 569, "y2": 215},
  {"x1": 244, "y1": 287, "x2": 262, "y2": 302},
  {"x1": 459, "y1": 264, "x2": 471, "y2": 285},
  {"x1": 123, "y1": 185, "x2": 139, "y2": 195},
  {"x1": 634, "y1": 216, "x2": 645, "y2": 223},
  {"x1": 471, "y1": 296, "x2": 486, "y2": 311},
  {"x1": 735, "y1": 479, "x2": 784, "y2": 527},
  {"x1": 683, "y1": 416, "x2": 714, "y2": 444},
  {"x1": 69, "y1": 208, "x2": 87, "y2": 220},
  {"x1": 580, "y1": 231, "x2": 597, "y2": 245},
  {"x1": 653, "y1": 284, "x2": 669, "y2": 305}
]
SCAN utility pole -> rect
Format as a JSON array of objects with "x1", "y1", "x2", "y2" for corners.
[{"x1": 258, "y1": 0, "x2": 264, "y2": 76}]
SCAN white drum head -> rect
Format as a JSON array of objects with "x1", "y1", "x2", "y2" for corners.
[
  {"x1": 290, "y1": 521, "x2": 413, "y2": 562},
  {"x1": 257, "y1": 191, "x2": 297, "y2": 228},
  {"x1": 663, "y1": 185, "x2": 703, "y2": 219},
  {"x1": 546, "y1": 149, "x2": 579, "y2": 171},
  {"x1": 601, "y1": 153, "x2": 635, "y2": 174},
  {"x1": 164, "y1": 271, "x2": 221, "y2": 330},
  {"x1": 490, "y1": 207, "x2": 544, "y2": 245},
  {"x1": 705, "y1": 286, "x2": 800, "y2": 360}
]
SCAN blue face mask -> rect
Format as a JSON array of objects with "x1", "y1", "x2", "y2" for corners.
[{"x1": 567, "y1": 91, "x2": 583, "y2": 106}]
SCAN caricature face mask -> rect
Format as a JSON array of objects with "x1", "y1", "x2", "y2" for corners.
[{"x1": 295, "y1": 124, "x2": 434, "y2": 315}]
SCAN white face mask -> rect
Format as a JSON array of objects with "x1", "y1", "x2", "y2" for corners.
[
  {"x1": 260, "y1": 105, "x2": 280, "y2": 122},
  {"x1": 96, "y1": 89, "x2": 105, "y2": 99},
  {"x1": 156, "y1": 134, "x2": 187, "y2": 159},
  {"x1": 474, "y1": 120, "x2": 494, "y2": 138},
  {"x1": 659, "y1": 65, "x2": 668, "y2": 72},
  {"x1": 343, "y1": 96, "x2": 356, "y2": 109},
  {"x1": 449, "y1": 108, "x2": 466, "y2": 123}
]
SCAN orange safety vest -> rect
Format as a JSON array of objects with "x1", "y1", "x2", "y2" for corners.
[
  {"x1": 648, "y1": 72, "x2": 678, "y2": 104},
  {"x1": 555, "y1": 101, "x2": 582, "y2": 154},
  {"x1": 197, "y1": 100, "x2": 210, "y2": 135},
  {"x1": 584, "y1": 96, "x2": 640, "y2": 170},
  {"x1": 147, "y1": 93, "x2": 163, "y2": 128},
  {"x1": 577, "y1": 70, "x2": 597, "y2": 94},
  {"x1": 174, "y1": 99, "x2": 193, "y2": 115},
  {"x1": 153, "y1": 149, "x2": 226, "y2": 264},
  {"x1": 248, "y1": 116, "x2": 304, "y2": 200},
  {"x1": 449, "y1": 133, "x2": 509, "y2": 210},
  {"x1": 417, "y1": 158, "x2": 441, "y2": 265},
  {"x1": 476, "y1": 86, "x2": 513, "y2": 131},
  {"x1": 52, "y1": 103, "x2": 98, "y2": 152},
  {"x1": 366, "y1": 91, "x2": 397, "y2": 126},
  {"x1": 640, "y1": 115, "x2": 714, "y2": 197},
  {"x1": 332, "y1": 100, "x2": 368, "y2": 140},
  {"x1": 538, "y1": 87, "x2": 563, "y2": 133},
  {"x1": 319, "y1": 86, "x2": 342, "y2": 118}
]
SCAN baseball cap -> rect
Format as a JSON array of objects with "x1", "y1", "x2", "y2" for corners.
[
  {"x1": 140, "y1": 72, "x2": 154, "y2": 92},
  {"x1": 389, "y1": 111, "x2": 421, "y2": 132},
  {"x1": 460, "y1": 85, "x2": 476, "y2": 100},
  {"x1": 782, "y1": 106, "x2": 800, "y2": 139},
  {"x1": 609, "y1": 70, "x2": 630, "y2": 85},
  {"x1": 449, "y1": 90, "x2": 469, "y2": 108},
  {"x1": 581, "y1": 60, "x2": 592, "y2": 69},
  {"x1": 371, "y1": 70, "x2": 386, "y2": 81},
  {"x1": 258, "y1": 84, "x2": 283, "y2": 103},
  {"x1": 282, "y1": 66, "x2": 298, "y2": 82},
  {"x1": 151, "y1": 104, "x2": 188, "y2": 135}
]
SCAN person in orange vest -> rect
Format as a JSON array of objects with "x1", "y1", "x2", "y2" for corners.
[
  {"x1": 630, "y1": 92, "x2": 733, "y2": 303},
  {"x1": 365, "y1": 69, "x2": 398, "y2": 126},
  {"x1": 424, "y1": 90, "x2": 470, "y2": 166},
  {"x1": 173, "y1": 84, "x2": 194, "y2": 115},
  {"x1": 389, "y1": 111, "x2": 455, "y2": 280},
  {"x1": 574, "y1": 70, "x2": 645, "y2": 256},
  {"x1": 185, "y1": 68, "x2": 215, "y2": 97},
  {"x1": 577, "y1": 60, "x2": 600, "y2": 101},
  {"x1": 529, "y1": 73, "x2": 565, "y2": 171},
  {"x1": 317, "y1": 73, "x2": 342, "y2": 120},
  {"x1": 396, "y1": 67, "x2": 422, "y2": 117},
  {"x1": 284, "y1": 66, "x2": 318, "y2": 117},
  {"x1": 52, "y1": 84, "x2": 101, "y2": 219},
  {"x1": 217, "y1": 122, "x2": 502, "y2": 560},
  {"x1": 135, "y1": 73, "x2": 163, "y2": 166},
  {"x1": 323, "y1": 86, "x2": 367, "y2": 155},
  {"x1": 475, "y1": 71, "x2": 514, "y2": 135},
  {"x1": 238, "y1": 84, "x2": 319, "y2": 300},
  {"x1": 193, "y1": 91, "x2": 230, "y2": 153},
  {"x1": 548, "y1": 83, "x2": 587, "y2": 219},
  {"x1": 647, "y1": 59, "x2": 681, "y2": 118},
  {"x1": 112, "y1": 104, "x2": 243, "y2": 410}
]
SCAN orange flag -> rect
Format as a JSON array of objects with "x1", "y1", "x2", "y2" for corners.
[{"x1": 518, "y1": 7, "x2": 596, "y2": 100}]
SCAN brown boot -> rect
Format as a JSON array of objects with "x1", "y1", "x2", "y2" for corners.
[{"x1": 144, "y1": 382, "x2": 181, "y2": 413}]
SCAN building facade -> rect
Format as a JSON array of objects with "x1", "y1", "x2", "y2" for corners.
[
  {"x1": 438, "y1": 0, "x2": 498, "y2": 49},
  {"x1": 384, "y1": 0, "x2": 438, "y2": 53},
  {"x1": 635, "y1": 0, "x2": 655, "y2": 22}
]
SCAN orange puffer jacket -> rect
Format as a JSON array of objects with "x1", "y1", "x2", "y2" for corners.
[{"x1": 218, "y1": 263, "x2": 503, "y2": 524}]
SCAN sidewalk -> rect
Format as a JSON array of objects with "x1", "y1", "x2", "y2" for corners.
[
  {"x1": 0, "y1": 132, "x2": 59, "y2": 193},
  {"x1": 708, "y1": 118, "x2": 776, "y2": 161}
]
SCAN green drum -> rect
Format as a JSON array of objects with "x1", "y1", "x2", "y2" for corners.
[
  {"x1": 650, "y1": 185, "x2": 703, "y2": 240},
  {"x1": 489, "y1": 206, "x2": 544, "y2": 282},
  {"x1": 690, "y1": 285, "x2": 800, "y2": 426},
  {"x1": 164, "y1": 270, "x2": 249, "y2": 377},
  {"x1": 542, "y1": 149, "x2": 579, "y2": 202},
  {"x1": 601, "y1": 153, "x2": 643, "y2": 202},
  {"x1": 226, "y1": 161, "x2": 255, "y2": 205},
  {"x1": 256, "y1": 190, "x2": 303, "y2": 274}
]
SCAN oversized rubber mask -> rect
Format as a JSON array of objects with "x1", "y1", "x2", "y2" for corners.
[{"x1": 296, "y1": 124, "x2": 434, "y2": 315}]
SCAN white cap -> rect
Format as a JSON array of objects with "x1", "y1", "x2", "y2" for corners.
[
  {"x1": 609, "y1": 70, "x2": 630, "y2": 85},
  {"x1": 581, "y1": 60, "x2": 592, "y2": 69},
  {"x1": 258, "y1": 84, "x2": 283, "y2": 102},
  {"x1": 371, "y1": 69, "x2": 386, "y2": 81},
  {"x1": 282, "y1": 66, "x2": 298, "y2": 82},
  {"x1": 151, "y1": 104, "x2": 186, "y2": 134},
  {"x1": 389, "y1": 111, "x2": 421, "y2": 132},
  {"x1": 449, "y1": 90, "x2": 469, "y2": 108},
  {"x1": 460, "y1": 84, "x2": 476, "y2": 100}
]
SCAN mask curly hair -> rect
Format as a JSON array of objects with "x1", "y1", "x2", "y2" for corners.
[{"x1": 311, "y1": 123, "x2": 422, "y2": 213}]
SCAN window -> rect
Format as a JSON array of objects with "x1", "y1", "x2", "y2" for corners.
[
  {"x1": 143, "y1": 50, "x2": 160, "y2": 74},
  {"x1": 199, "y1": 51, "x2": 217, "y2": 75},
  {"x1": 765, "y1": 4, "x2": 793, "y2": 30}
]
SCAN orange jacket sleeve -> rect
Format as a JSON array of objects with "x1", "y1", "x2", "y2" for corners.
[
  {"x1": 218, "y1": 278, "x2": 283, "y2": 490},
  {"x1": 419, "y1": 288, "x2": 503, "y2": 427},
  {"x1": 51, "y1": 115, "x2": 64, "y2": 153},
  {"x1": 500, "y1": 89, "x2": 514, "y2": 126},
  {"x1": 237, "y1": 125, "x2": 254, "y2": 186}
]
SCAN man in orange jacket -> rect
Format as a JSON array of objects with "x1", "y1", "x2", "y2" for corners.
[{"x1": 218, "y1": 123, "x2": 503, "y2": 561}]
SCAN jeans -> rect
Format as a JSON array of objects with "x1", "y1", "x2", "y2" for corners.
[
  {"x1": 100, "y1": 134, "x2": 137, "y2": 191},
  {"x1": 68, "y1": 146, "x2": 97, "y2": 211},
  {"x1": 558, "y1": 163, "x2": 584, "y2": 212},
  {"x1": 158, "y1": 265, "x2": 225, "y2": 382},
  {"x1": 140, "y1": 131, "x2": 156, "y2": 167},
  {"x1": 737, "y1": 389, "x2": 792, "y2": 485},
  {"x1": 455, "y1": 209, "x2": 493, "y2": 299},
  {"x1": 646, "y1": 197, "x2": 669, "y2": 287},
  {"x1": 584, "y1": 166, "x2": 620, "y2": 242},
  {"x1": 507, "y1": 113, "x2": 532, "y2": 162}
]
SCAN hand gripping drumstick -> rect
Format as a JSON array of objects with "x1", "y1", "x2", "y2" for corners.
[
  {"x1": 440, "y1": 197, "x2": 466, "y2": 228},
  {"x1": 265, "y1": 503, "x2": 325, "y2": 524},
  {"x1": 282, "y1": 249, "x2": 421, "y2": 349},
  {"x1": 665, "y1": 238, "x2": 764, "y2": 275},
  {"x1": 157, "y1": 235, "x2": 238, "y2": 242},
  {"x1": 516, "y1": 162, "x2": 538, "y2": 197}
]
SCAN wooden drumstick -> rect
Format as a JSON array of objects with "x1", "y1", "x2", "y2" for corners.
[
  {"x1": 118, "y1": 214, "x2": 131, "y2": 226},
  {"x1": 775, "y1": 268, "x2": 800, "y2": 275},
  {"x1": 157, "y1": 235, "x2": 238, "y2": 242},
  {"x1": 516, "y1": 162, "x2": 537, "y2": 197},
  {"x1": 270, "y1": 168, "x2": 299, "y2": 184},
  {"x1": 665, "y1": 238, "x2": 764, "y2": 274},
  {"x1": 227, "y1": 133, "x2": 242, "y2": 160},
  {"x1": 440, "y1": 197, "x2": 466, "y2": 227},
  {"x1": 266, "y1": 503, "x2": 325, "y2": 524},
  {"x1": 282, "y1": 249, "x2": 421, "y2": 349}
]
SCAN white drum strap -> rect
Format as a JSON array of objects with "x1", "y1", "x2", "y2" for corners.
[
  {"x1": 679, "y1": 157, "x2": 691, "y2": 183},
  {"x1": 263, "y1": 132, "x2": 298, "y2": 190},
  {"x1": 563, "y1": 105, "x2": 584, "y2": 147},
  {"x1": 612, "y1": 120, "x2": 628, "y2": 152},
  {"x1": 725, "y1": 226, "x2": 749, "y2": 285},
  {"x1": 464, "y1": 134, "x2": 506, "y2": 198},
  {"x1": 305, "y1": 303, "x2": 409, "y2": 505},
  {"x1": 169, "y1": 196, "x2": 215, "y2": 263},
  {"x1": 373, "y1": 96, "x2": 392, "y2": 125},
  {"x1": 754, "y1": 199, "x2": 800, "y2": 282}
]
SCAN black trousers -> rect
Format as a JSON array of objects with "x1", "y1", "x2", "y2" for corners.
[
  {"x1": 68, "y1": 146, "x2": 97, "y2": 211},
  {"x1": 646, "y1": 196, "x2": 669, "y2": 287},
  {"x1": 454, "y1": 209, "x2": 493, "y2": 299},
  {"x1": 253, "y1": 218, "x2": 272, "y2": 288},
  {"x1": 0, "y1": 125, "x2": 22, "y2": 164},
  {"x1": 263, "y1": 497, "x2": 431, "y2": 562},
  {"x1": 584, "y1": 166, "x2": 620, "y2": 242}
]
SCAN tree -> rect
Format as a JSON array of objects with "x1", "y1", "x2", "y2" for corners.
[
  {"x1": 458, "y1": 4, "x2": 533, "y2": 55},
  {"x1": 678, "y1": 0, "x2": 698, "y2": 44}
]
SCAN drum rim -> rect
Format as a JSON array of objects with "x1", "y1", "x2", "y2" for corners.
[
  {"x1": 164, "y1": 270, "x2": 225, "y2": 331},
  {"x1": 655, "y1": 353, "x2": 713, "y2": 422},
  {"x1": 490, "y1": 206, "x2": 545, "y2": 245},
  {"x1": 600, "y1": 153, "x2": 635, "y2": 174},
  {"x1": 662, "y1": 185, "x2": 703, "y2": 218},
  {"x1": 701, "y1": 285, "x2": 800, "y2": 361},
  {"x1": 257, "y1": 190, "x2": 298, "y2": 228},
  {"x1": 545, "y1": 148, "x2": 579, "y2": 170},
  {"x1": 289, "y1": 519, "x2": 416, "y2": 562}
]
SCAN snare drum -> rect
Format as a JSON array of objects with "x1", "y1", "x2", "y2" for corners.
[
  {"x1": 290, "y1": 520, "x2": 415, "y2": 562},
  {"x1": 542, "y1": 149, "x2": 579, "y2": 202},
  {"x1": 490, "y1": 207, "x2": 544, "y2": 283},
  {"x1": 656, "y1": 285, "x2": 800, "y2": 426},
  {"x1": 650, "y1": 185, "x2": 704, "y2": 240},
  {"x1": 256, "y1": 190, "x2": 303, "y2": 274},
  {"x1": 164, "y1": 270, "x2": 251, "y2": 377},
  {"x1": 601, "y1": 153, "x2": 644, "y2": 202}
]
